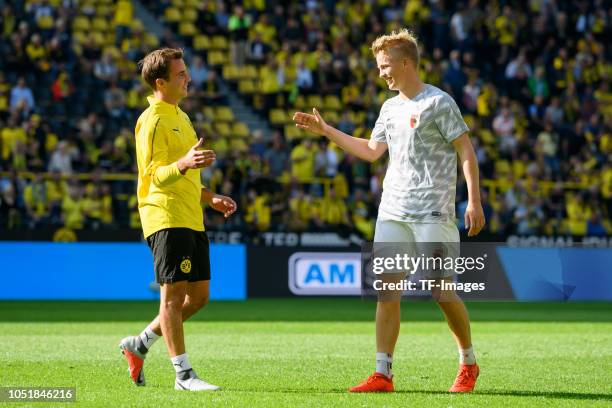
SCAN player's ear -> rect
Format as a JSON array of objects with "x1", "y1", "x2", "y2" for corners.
[{"x1": 155, "y1": 78, "x2": 164, "y2": 89}]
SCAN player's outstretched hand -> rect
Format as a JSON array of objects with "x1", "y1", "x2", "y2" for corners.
[
  {"x1": 210, "y1": 194, "x2": 237, "y2": 218},
  {"x1": 464, "y1": 201, "x2": 485, "y2": 237},
  {"x1": 178, "y1": 138, "x2": 216, "y2": 173},
  {"x1": 293, "y1": 108, "x2": 328, "y2": 136}
]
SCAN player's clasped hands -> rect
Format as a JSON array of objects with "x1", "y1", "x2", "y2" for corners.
[
  {"x1": 293, "y1": 108, "x2": 328, "y2": 136},
  {"x1": 178, "y1": 138, "x2": 216, "y2": 173}
]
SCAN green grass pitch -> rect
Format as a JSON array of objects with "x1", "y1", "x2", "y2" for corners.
[{"x1": 1, "y1": 300, "x2": 611, "y2": 407}]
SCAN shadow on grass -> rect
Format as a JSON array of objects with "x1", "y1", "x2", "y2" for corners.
[
  {"x1": 472, "y1": 389, "x2": 612, "y2": 401},
  {"x1": 400, "y1": 389, "x2": 612, "y2": 401},
  {"x1": 227, "y1": 387, "x2": 612, "y2": 401},
  {"x1": 0, "y1": 299, "x2": 611, "y2": 322}
]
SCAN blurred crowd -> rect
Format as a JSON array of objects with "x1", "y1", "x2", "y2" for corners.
[{"x1": 0, "y1": 0, "x2": 610, "y2": 239}]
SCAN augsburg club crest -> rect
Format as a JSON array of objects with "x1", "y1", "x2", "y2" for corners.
[{"x1": 409, "y1": 112, "x2": 420, "y2": 129}]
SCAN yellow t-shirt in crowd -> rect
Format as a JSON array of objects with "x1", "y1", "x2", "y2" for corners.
[
  {"x1": 114, "y1": 0, "x2": 133, "y2": 25},
  {"x1": 62, "y1": 195, "x2": 84, "y2": 229},
  {"x1": 320, "y1": 197, "x2": 347, "y2": 225},
  {"x1": 135, "y1": 96, "x2": 203, "y2": 238},
  {"x1": 1, "y1": 126, "x2": 26, "y2": 160},
  {"x1": 290, "y1": 143, "x2": 316, "y2": 182}
]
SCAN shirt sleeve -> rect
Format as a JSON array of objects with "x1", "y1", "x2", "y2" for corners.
[
  {"x1": 370, "y1": 103, "x2": 387, "y2": 143},
  {"x1": 435, "y1": 94, "x2": 469, "y2": 143},
  {"x1": 144, "y1": 118, "x2": 183, "y2": 187}
]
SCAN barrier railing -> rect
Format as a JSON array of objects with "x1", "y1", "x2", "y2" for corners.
[{"x1": 0, "y1": 171, "x2": 591, "y2": 200}]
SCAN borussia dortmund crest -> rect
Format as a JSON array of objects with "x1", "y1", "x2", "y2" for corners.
[{"x1": 180, "y1": 258, "x2": 192, "y2": 273}]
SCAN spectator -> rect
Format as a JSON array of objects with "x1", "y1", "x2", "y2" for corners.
[
  {"x1": 61, "y1": 183, "x2": 85, "y2": 229},
  {"x1": 113, "y1": 0, "x2": 133, "y2": 45},
  {"x1": 104, "y1": 81, "x2": 128, "y2": 124},
  {"x1": 1, "y1": 116, "x2": 27, "y2": 161},
  {"x1": 50, "y1": 71, "x2": 74, "y2": 109},
  {"x1": 296, "y1": 61, "x2": 314, "y2": 93},
  {"x1": 249, "y1": 130, "x2": 267, "y2": 157},
  {"x1": 189, "y1": 56, "x2": 208, "y2": 90},
  {"x1": 450, "y1": 3, "x2": 468, "y2": 47},
  {"x1": 492, "y1": 107, "x2": 516, "y2": 155},
  {"x1": 320, "y1": 188, "x2": 349, "y2": 226},
  {"x1": 247, "y1": 32, "x2": 270, "y2": 64},
  {"x1": 528, "y1": 95, "x2": 547, "y2": 128},
  {"x1": 263, "y1": 132, "x2": 288, "y2": 178},
  {"x1": 93, "y1": 52, "x2": 118, "y2": 82},
  {"x1": 528, "y1": 66, "x2": 550, "y2": 99},
  {"x1": 462, "y1": 75, "x2": 480, "y2": 113},
  {"x1": 443, "y1": 50, "x2": 466, "y2": 99},
  {"x1": 537, "y1": 122, "x2": 560, "y2": 173},
  {"x1": 23, "y1": 173, "x2": 49, "y2": 228},
  {"x1": 10, "y1": 78, "x2": 35, "y2": 115},
  {"x1": 197, "y1": 0, "x2": 219, "y2": 36},
  {"x1": 314, "y1": 139, "x2": 328, "y2": 177},
  {"x1": 0, "y1": 183, "x2": 21, "y2": 229},
  {"x1": 48, "y1": 140, "x2": 76, "y2": 174},
  {"x1": 215, "y1": 2, "x2": 230, "y2": 30},
  {"x1": 228, "y1": 5, "x2": 251, "y2": 66},
  {"x1": 290, "y1": 138, "x2": 317, "y2": 183},
  {"x1": 587, "y1": 212, "x2": 607, "y2": 236},
  {"x1": 337, "y1": 112, "x2": 356, "y2": 135},
  {"x1": 544, "y1": 96, "x2": 564, "y2": 128}
]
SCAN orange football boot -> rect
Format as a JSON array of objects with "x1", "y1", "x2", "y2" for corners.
[
  {"x1": 119, "y1": 336, "x2": 146, "y2": 386},
  {"x1": 449, "y1": 363, "x2": 479, "y2": 392},
  {"x1": 349, "y1": 373, "x2": 394, "y2": 393}
]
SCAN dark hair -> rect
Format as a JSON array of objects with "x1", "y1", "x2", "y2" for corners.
[{"x1": 137, "y1": 48, "x2": 184, "y2": 90}]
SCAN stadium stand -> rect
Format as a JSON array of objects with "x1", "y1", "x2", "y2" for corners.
[{"x1": 0, "y1": 0, "x2": 610, "y2": 239}]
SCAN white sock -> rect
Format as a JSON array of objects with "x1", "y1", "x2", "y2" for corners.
[
  {"x1": 375, "y1": 352, "x2": 393, "y2": 378},
  {"x1": 459, "y1": 346, "x2": 476, "y2": 365},
  {"x1": 138, "y1": 325, "x2": 160, "y2": 351},
  {"x1": 171, "y1": 353, "x2": 195, "y2": 380}
]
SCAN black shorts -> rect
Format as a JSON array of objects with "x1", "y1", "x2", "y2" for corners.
[{"x1": 146, "y1": 228, "x2": 211, "y2": 284}]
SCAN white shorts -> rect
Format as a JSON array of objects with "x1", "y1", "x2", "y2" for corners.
[
  {"x1": 373, "y1": 218, "x2": 460, "y2": 278},
  {"x1": 374, "y1": 218, "x2": 460, "y2": 243}
]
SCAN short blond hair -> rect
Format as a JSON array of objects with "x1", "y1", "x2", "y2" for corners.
[
  {"x1": 138, "y1": 48, "x2": 184, "y2": 90},
  {"x1": 371, "y1": 29, "x2": 420, "y2": 68}
]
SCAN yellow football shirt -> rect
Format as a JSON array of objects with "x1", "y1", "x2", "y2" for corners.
[{"x1": 135, "y1": 96, "x2": 203, "y2": 238}]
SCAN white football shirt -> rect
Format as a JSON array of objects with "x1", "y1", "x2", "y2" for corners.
[{"x1": 371, "y1": 84, "x2": 469, "y2": 223}]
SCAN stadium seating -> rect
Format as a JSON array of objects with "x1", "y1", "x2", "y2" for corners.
[{"x1": 0, "y1": 0, "x2": 609, "y2": 238}]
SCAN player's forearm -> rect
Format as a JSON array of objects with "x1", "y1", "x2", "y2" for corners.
[
  {"x1": 201, "y1": 187, "x2": 215, "y2": 204},
  {"x1": 459, "y1": 151, "x2": 481, "y2": 204},
  {"x1": 323, "y1": 125, "x2": 377, "y2": 162},
  {"x1": 152, "y1": 162, "x2": 183, "y2": 187}
]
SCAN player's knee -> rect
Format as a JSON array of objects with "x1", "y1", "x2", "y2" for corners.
[
  {"x1": 433, "y1": 288, "x2": 459, "y2": 303},
  {"x1": 187, "y1": 295, "x2": 209, "y2": 312},
  {"x1": 161, "y1": 294, "x2": 186, "y2": 312},
  {"x1": 195, "y1": 295, "x2": 209, "y2": 310}
]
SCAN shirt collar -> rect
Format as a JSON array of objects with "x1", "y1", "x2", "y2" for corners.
[{"x1": 147, "y1": 95, "x2": 179, "y2": 114}]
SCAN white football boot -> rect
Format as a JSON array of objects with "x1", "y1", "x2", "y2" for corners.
[{"x1": 175, "y1": 372, "x2": 220, "y2": 391}]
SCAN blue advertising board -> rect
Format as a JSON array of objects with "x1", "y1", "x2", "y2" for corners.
[
  {"x1": 0, "y1": 242, "x2": 246, "y2": 300},
  {"x1": 497, "y1": 247, "x2": 612, "y2": 301}
]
